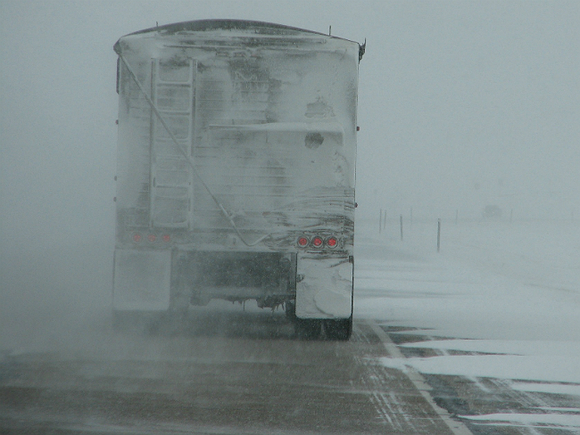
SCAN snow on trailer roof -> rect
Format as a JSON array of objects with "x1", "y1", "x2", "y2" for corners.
[{"x1": 115, "y1": 19, "x2": 365, "y2": 60}]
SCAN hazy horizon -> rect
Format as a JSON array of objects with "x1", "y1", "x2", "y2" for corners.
[{"x1": 1, "y1": 0, "x2": 579, "y2": 257}]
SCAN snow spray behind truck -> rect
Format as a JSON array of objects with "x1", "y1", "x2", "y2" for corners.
[{"x1": 112, "y1": 20, "x2": 364, "y2": 339}]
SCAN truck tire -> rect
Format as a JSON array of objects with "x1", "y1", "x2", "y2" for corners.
[
  {"x1": 285, "y1": 301, "x2": 297, "y2": 321},
  {"x1": 295, "y1": 319, "x2": 322, "y2": 340},
  {"x1": 323, "y1": 317, "x2": 352, "y2": 341}
]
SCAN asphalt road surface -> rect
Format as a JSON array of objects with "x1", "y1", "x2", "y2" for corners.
[{"x1": 1, "y1": 307, "x2": 577, "y2": 434}]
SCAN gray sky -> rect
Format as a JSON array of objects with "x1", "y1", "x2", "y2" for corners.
[{"x1": 1, "y1": 0, "x2": 579, "y2": 257}]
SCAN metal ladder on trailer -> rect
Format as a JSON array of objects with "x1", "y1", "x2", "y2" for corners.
[{"x1": 149, "y1": 59, "x2": 196, "y2": 228}]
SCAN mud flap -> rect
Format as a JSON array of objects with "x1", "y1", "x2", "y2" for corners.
[
  {"x1": 113, "y1": 249, "x2": 171, "y2": 311},
  {"x1": 295, "y1": 255, "x2": 353, "y2": 319}
]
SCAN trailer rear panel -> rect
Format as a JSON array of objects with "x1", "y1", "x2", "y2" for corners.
[{"x1": 113, "y1": 20, "x2": 363, "y2": 339}]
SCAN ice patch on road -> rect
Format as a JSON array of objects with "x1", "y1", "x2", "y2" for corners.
[
  {"x1": 512, "y1": 381, "x2": 580, "y2": 397},
  {"x1": 380, "y1": 353, "x2": 580, "y2": 384},
  {"x1": 385, "y1": 339, "x2": 580, "y2": 385},
  {"x1": 399, "y1": 339, "x2": 580, "y2": 357},
  {"x1": 459, "y1": 411, "x2": 580, "y2": 430}
]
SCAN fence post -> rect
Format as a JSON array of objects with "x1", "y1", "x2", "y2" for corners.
[
  {"x1": 437, "y1": 218, "x2": 441, "y2": 253},
  {"x1": 400, "y1": 214, "x2": 404, "y2": 241}
]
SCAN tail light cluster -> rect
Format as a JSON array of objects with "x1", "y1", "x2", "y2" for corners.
[
  {"x1": 132, "y1": 233, "x2": 171, "y2": 243},
  {"x1": 297, "y1": 234, "x2": 340, "y2": 250}
]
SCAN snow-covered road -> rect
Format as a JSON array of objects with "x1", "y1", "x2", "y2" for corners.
[
  {"x1": 2, "y1": 218, "x2": 579, "y2": 433},
  {"x1": 355, "y1": 218, "x2": 580, "y2": 432}
]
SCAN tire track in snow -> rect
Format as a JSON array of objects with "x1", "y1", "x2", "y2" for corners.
[{"x1": 366, "y1": 319, "x2": 474, "y2": 435}]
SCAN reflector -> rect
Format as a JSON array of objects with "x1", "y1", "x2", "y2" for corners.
[
  {"x1": 327, "y1": 237, "x2": 338, "y2": 247},
  {"x1": 312, "y1": 236, "x2": 323, "y2": 247},
  {"x1": 162, "y1": 235, "x2": 171, "y2": 242},
  {"x1": 133, "y1": 233, "x2": 142, "y2": 242},
  {"x1": 148, "y1": 234, "x2": 157, "y2": 242},
  {"x1": 298, "y1": 236, "x2": 309, "y2": 247}
]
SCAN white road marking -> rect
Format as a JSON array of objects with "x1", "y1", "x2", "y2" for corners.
[{"x1": 366, "y1": 319, "x2": 474, "y2": 435}]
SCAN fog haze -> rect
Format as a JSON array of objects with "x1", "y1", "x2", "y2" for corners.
[{"x1": 1, "y1": 0, "x2": 579, "y2": 336}]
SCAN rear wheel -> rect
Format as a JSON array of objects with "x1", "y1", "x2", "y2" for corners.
[
  {"x1": 295, "y1": 318, "x2": 322, "y2": 340},
  {"x1": 324, "y1": 317, "x2": 352, "y2": 341},
  {"x1": 285, "y1": 301, "x2": 297, "y2": 321}
]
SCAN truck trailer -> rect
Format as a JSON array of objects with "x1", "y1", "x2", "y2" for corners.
[{"x1": 112, "y1": 20, "x2": 364, "y2": 339}]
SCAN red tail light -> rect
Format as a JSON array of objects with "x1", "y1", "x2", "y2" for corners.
[
  {"x1": 133, "y1": 233, "x2": 142, "y2": 242},
  {"x1": 297, "y1": 234, "x2": 340, "y2": 249},
  {"x1": 162, "y1": 234, "x2": 171, "y2": 242},
  {"x1": 312, "y1": 236, "x2": 324, "y2": 248},
  {"x1": 147, "y1": 234, "x2": 156, "y2": 242}
]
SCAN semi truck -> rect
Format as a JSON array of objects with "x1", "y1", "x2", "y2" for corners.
[{"x1": 112, "y1": 20, "x2": 364, "y2": 339}]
